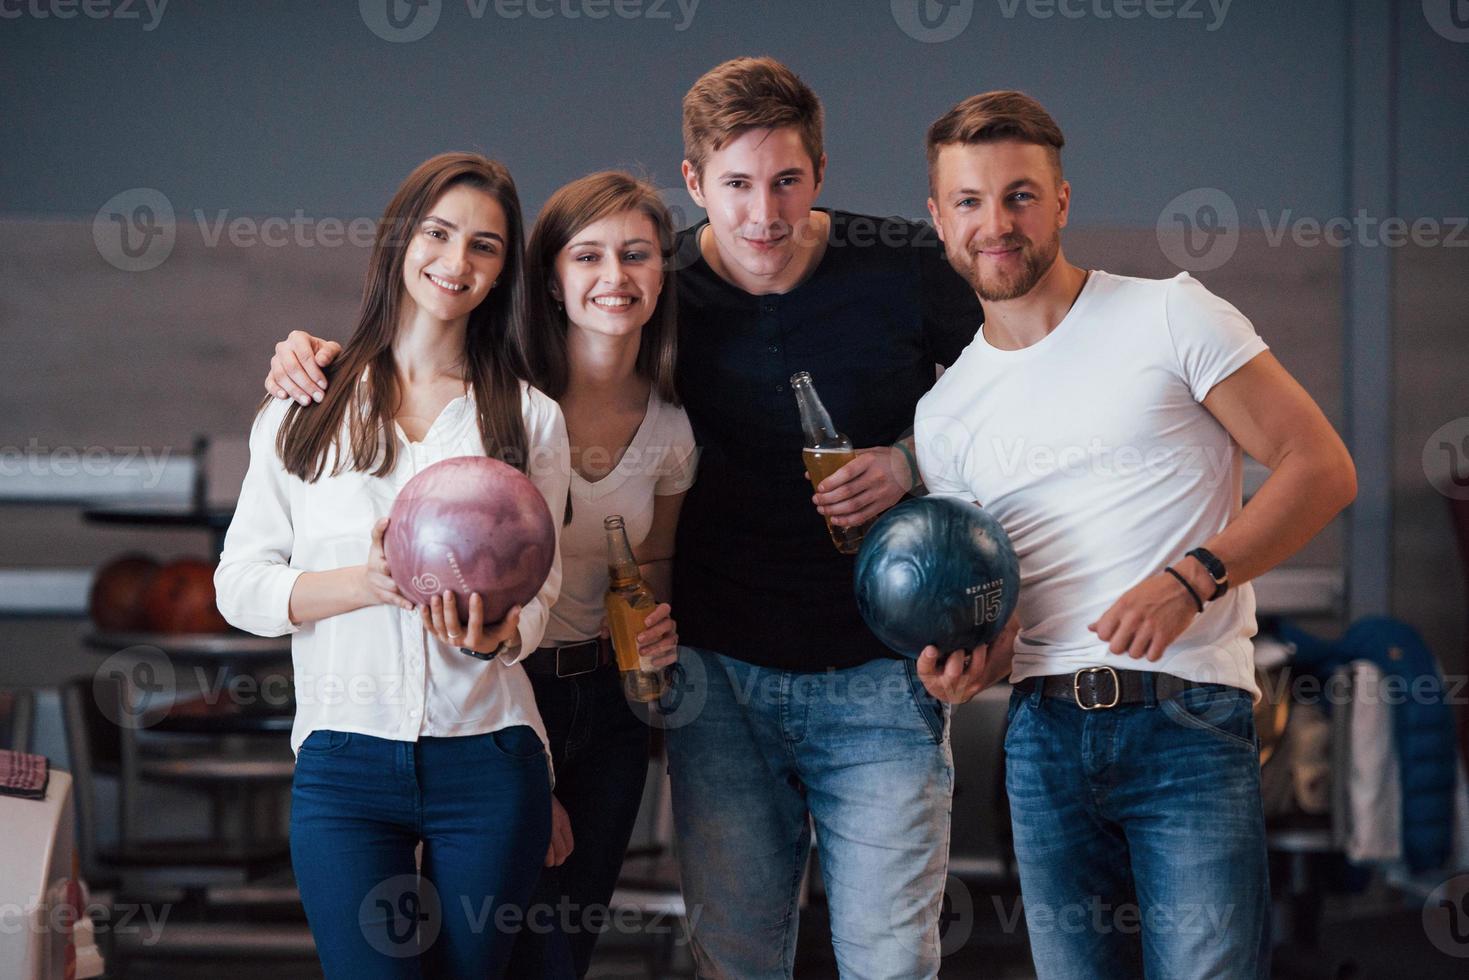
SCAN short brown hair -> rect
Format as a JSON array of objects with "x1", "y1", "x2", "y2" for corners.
[
  {"x1": 925, "y1": 90, "x2": 1065, "y2": 189},
  {"x1": 682, "y1": 56, "x2": 824, "y2": 182}
]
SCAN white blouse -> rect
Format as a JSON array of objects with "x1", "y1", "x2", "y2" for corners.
[{"x1": 215, "y1": 380, "x2": 571, "y2": 758}]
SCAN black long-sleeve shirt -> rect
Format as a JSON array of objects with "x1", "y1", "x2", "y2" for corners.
[{"x1": 671, "y1": 208, "x2": 982, "y2": 671}]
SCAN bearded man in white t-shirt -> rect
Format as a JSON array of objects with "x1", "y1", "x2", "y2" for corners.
[{"x1": 911, "y1": 91, "x2": 1357, "y2": 979}]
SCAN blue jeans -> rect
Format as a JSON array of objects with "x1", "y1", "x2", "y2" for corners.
[
  {"x1": 289, "y1": 728, "x2": 551, "y2": 979},
  {"x1": 664, "y1": 647, "x2": 954, "y2": 980},
  {"x1": 505, "y1": 662, "x2": 650, "y2": 978},
  {"x1": 1004, "y1": 681, "x2": 1271, "y2": 980}
]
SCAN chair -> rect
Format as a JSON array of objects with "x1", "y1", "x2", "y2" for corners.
[{"x1": 59, "y1": 675, "x2": 293, "y2": 893}]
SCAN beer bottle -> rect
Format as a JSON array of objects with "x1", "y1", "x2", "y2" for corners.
[
  {"x1": 603, "y1": 515, "x2": 663, "y2": 702},
  {"x1": 791, "y1": 371, "x2": 870, "y2": 554}
]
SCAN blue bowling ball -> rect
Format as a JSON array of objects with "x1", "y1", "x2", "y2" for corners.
[{"x1": 854, "y1": 496, "x2": 1020, "y2": 659}]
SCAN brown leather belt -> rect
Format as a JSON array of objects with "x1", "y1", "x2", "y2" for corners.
[
  {"x1": 1013, "y1": 665, "x2": 1221, "y2": 710},
  {"x1": 522, "y1": 637, "x2": 615, "y2": 679}
]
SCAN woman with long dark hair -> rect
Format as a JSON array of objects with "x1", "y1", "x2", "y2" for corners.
[
  {"x1": 262, "y1": 171, "x2": 694, "y2": 978},
  {"x1": 217, "y1": 152, "x2": 570, "y2": 978}
]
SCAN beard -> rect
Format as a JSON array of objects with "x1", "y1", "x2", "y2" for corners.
[{"x1": 950, "y1": 230, "x2": 1061, "y2": 302}]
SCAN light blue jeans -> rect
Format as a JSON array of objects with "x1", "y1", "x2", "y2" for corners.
[
  {"x1": 1004, "y1": 680, "x2": 1271, "y2": 979},
  {"x1": 663, "y1": 647, "x2": 954, "y2": 979}
]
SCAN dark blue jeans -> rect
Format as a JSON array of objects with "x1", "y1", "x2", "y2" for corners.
[
  {"x1": 1004, "y1": 680, "x2": 1271, "y2": 980},
  {"x1": 504, "y1": 661, "x2": 651, "y2": 979},
  {"x1": 289, "y1": 727, "x2": 551, "y2": 979}
]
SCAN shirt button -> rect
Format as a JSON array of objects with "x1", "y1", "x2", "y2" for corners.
[
  {"x1": 768, "y1": 345, "x2": 779, "y2": 353},
  {"x1": 409, "y1": 709, "x2": 420, "y2": 718},
  {"x1": 775, "y1": 384, "x2": 785, "y2": 392},
  {"x1": 762, "y1": 303, "x2": 776, "y2": 314}
]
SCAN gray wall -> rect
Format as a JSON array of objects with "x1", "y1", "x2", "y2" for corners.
[{"x1": 2, "y1": 1, "x2": 1467, "y2": 689}]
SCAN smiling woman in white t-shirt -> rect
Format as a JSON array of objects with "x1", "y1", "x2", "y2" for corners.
[
  {"x1": 216, "y1": 152, "x2": 571, "y2": 979},
  {"x1": 262, "y1": 172, "x2": 696, "y2": 978}
]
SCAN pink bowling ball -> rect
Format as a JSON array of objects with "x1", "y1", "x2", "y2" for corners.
[{"x1": 386, "y1": 456, "x2": 556, "y2": 623}]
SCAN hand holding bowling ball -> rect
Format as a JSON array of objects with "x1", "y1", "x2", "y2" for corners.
[
  {"x1": 854, "y1": 496, "x2": 1020, "y2": 659},
  {"x1": 387, "y1": 454, "x2": 555, "y2": 628},
  {"x1": 916, "y1": 613, "x2": 1020, "y2": 705},
  {"x1": 362, "y1": 518, "x2": 415, "y2": 612},
  {"x1": 420, "y1": 590, "x2": 522, "y2": 657}
]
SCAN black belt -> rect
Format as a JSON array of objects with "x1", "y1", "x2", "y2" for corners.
[
  {"x1": 1014, "y1": 666, "x2": 1220, "y2": 710},
  {"x1": 522, "y1": 637, "x2": 615, "y2": 679}
]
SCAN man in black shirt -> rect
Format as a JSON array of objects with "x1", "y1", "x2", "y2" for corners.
[{"x1": 658, "y1": 58, "x2": 993, "y2": 979}]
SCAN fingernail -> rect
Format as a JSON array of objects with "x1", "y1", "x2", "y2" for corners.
[
  {"x1": 317, "y1": 379, "x2": 327, "y2": 390},
  {"x1": 297, "y1": 396, "x2": 309, "y2": 406},
  {"x1": 312, "y1": 390, "x2": 323, "y2": 403}
]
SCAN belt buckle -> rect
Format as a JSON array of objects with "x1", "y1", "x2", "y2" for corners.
[
  {"x1": 555, "y1": 641, "x2": 598, "y2": 679},
  {"x1": 1073, "y1": 666, "x2": 1120, "y2": 710}
]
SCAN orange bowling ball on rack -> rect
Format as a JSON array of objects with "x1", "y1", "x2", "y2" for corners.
[
  {"x1": 88, "y1": 553, "x2": 161, "y2": 631},
  {"x1": 142, "y1": 557, "x2": 231, "y2": 634}
]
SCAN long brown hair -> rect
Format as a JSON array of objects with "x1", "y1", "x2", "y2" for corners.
[
  {"x1": 523, "y1": 171, "x2": 679, "y2": 404},
  {"x1": 267, "y1": 153, "x2": 533, "y2": 480}
]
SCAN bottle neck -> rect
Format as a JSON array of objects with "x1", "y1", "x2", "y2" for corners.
[
  {"x1": 605, "y1": 520, "x2": 641, "y2": 584},
  {"x1": 792, "y1": 380, "x2": 844, "y2": 449}
]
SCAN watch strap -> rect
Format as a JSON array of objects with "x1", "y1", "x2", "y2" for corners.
[{"x1": 1184, "y1": 547, "x2": 1228, "y2": 600}]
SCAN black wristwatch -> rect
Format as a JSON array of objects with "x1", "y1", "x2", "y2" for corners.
[
  {"x1": 1184, "y1": 547, "x2": 1229, "y2": 600},
  {"x1": 459, "y1": 637, "x2": 520, "y2": 662}
]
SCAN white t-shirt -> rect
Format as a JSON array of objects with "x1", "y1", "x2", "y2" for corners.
[
  {"x1": 542, "y1": 390, "x2": 697, "y2": 646},
  {"x1": 914, "y1": 270, "x2": 1268, "y2": 697},
  {"x1": 216, "y1": 380, "x2": 570, "y2": 756}
]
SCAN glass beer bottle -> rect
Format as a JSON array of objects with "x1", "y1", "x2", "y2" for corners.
[
  {"x1": 603, "y1": 515, "x2": 663, "y2": 702},
  {"x1": 791, "y1": 371, "x2": 870, "y2": 554}
]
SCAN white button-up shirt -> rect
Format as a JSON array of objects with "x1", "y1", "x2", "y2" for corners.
[{"x1": 215, "y1": 380, "x2": 570, "y2": 759}]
